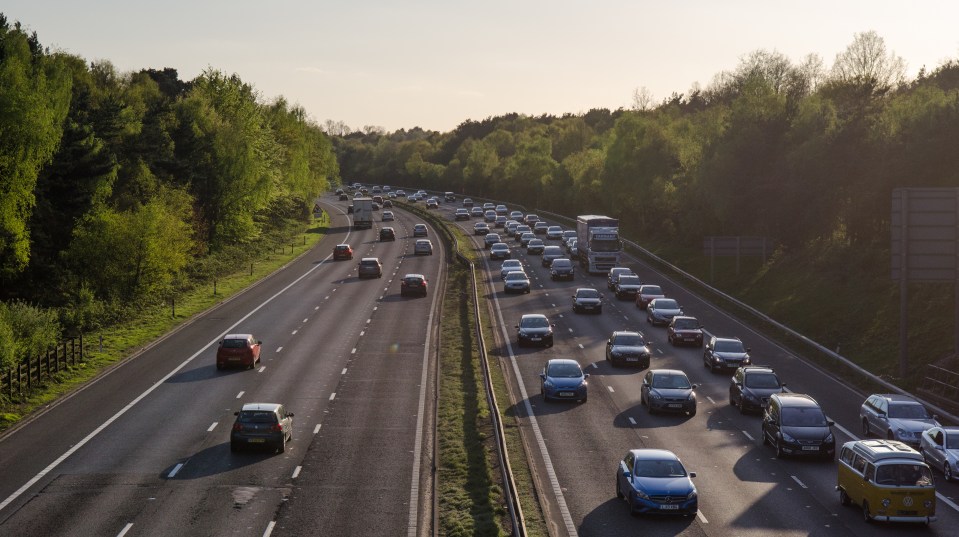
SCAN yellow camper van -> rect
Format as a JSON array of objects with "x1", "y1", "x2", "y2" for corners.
[{"x1": 837, "y1": 439, "x2": 937, "y2": 524}]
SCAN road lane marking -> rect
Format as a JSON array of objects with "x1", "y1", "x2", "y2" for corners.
[
  {"x1": 117, "y1": 523, "x2": 134, "y2": 537},
  {"x1": 607, "y1": 386, "x2": 615, "y2": 393},
  {"x1": 303, "y1": 318, "x2": 308, "y2": 323},
  {"x1": 706, "y1": 396, "x2": 716, "y2": 405},
  {"x1": 742, "y1": 430, "x2": 754, "y2": 441},
  {"x1": 373, "y1": 306, "x2": 378, "y2": 311},
  {"x1": 351, "y1": 348, "x2": 357, "y2": 354},
  {"x1": 291, "y1": 330, "x2": 298, "y2": 335},
  {"x1": 313, "y1": 424, "x2": 321, "y2": 434},
  {"x1": 551, "y1": 303, "x2": 556, "y2": 307},
  {"x1": 236, "y1": 391, "x2": 244, "y2": 399},
  {"x1": 276, "y1": 346, "x2": 283, "y2": 353},
  {"x1": 207, "y1": 422, "x2": 218, "y2": 432},
  {"x1": 258, "y1": 366, "x2": 266, "y2": 373},
  {"x1": 292, "y1": 466, "x2": 302, "y2": 479},
  {"x1": 791, "y1": 475, "x2": 808, "y2": 489},
  {"x1": 697, "y1": 511, "x2": 708, "y2": 524},
  {"x1": 366, "y1": 319, "x2": 371, "y2": 324},
  {"x1": 341, "y1": 368, "x2": 347, "y2": 375},
  {"x1": 263, "y1": 520, "x2": 276, "y2": 537},
  {"x1": 360, "y1": 331, "x2": 365, "y2": 336},
  {"x1": 167, "y1": 463, "x2": 184, "y2": 478},
  {"x1": 628, "y1": 417, "x2": 637, "y2": 425},
  {"x1": 656, "y1": 349, "x2": 663, "y2": 354},
  {"x1": 324, "y1": 296, "x2": 330, "y2": 300},
  {"x1": 329, "y1": 393, "x2": 336, "y2": 401},
  {"x1": 568, "y1": 328, "x2": 573, "y2": 333},
  {"x1": 315, "y1": 306, "x2": 319, "y2": 310},
  {"x1": 578, "y1": 344, "x2": 584, "y2": 349}
]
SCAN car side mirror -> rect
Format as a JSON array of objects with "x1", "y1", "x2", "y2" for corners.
[
  {"x1": 584, "y1": 373, "x2": 590, "y2": 379},
  {"x1": 234, "y1": 411, "x2": 239, "y2": 416},
  {"x1": 287, "y1": 413, "x2": 294, "y2": 417},
  {"x1": 746, "y1": 347, "x2": 752, "y2": 352},
  {"x1": 257, "y1": 340, "x2": 263, "y2": 345},
  {"x1": 539, "y1": 373, "x2": 546, "y2": 380},
  {"x1": 622, "y1": 470, "x2": 631, "y2": 479},
  {"x1": 781, "y1": 382, "x2": 787, "y2": 387},
  {"x1": 514, "y1": 325, "x2": 519, "y2": 329},
  {"x1": 692, "y1": 384, "x2": 699, "y2": 389},
  {"x1": 827, "y1": 420, "x2": 835, "y2": 427},
  {"x1": 689, "y1": 472, "x2": 697, "y2": 478}
]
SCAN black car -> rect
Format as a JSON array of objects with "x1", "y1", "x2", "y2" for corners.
[
  {"x1": 729, "y1": 365, "x2": 785, "y2": 413},
  {"x1": 703, "y1": 336, "x2": 751, "y2": 372},
  {"x1": 605, "y1": 331, "x2": 651, "y2": 368},
  {"x1": 667, "y1": 316, "x2": 704, "y2": 347},
  {"x1": 613, "y1": 274, "x2": 642, "y2": 300},
  {"x1": 516, "y1": 314, "x2": 554, "y2": 347},
  {"x1": 339, "y1": 193, "x2": 349, "y2": 201},
  {"x1": 762, "y1": 393, "x2": 835, "y2": 459},
  {"x1": 541, "y1": 245, "x2": 564, "y2": 267},
  {"x1": 379, "y1": 227, "x2": 396, "y2": 241},
  {"x1": 549, "y1": 258, "x2": 575, "y2": 280},
  {"x1": 231, "y1": 402, "x2": 294, "y2": 453},
  {"x1": 572, "y1": 288, "x2": 603, "y2": 314}
]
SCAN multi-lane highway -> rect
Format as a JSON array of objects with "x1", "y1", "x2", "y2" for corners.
[
  {"x1": 0, "y1": 198, "x2": 445, "y2": 536},
  {"x1": 435, "y1": 198, "x2": 959, "y2": 536}
]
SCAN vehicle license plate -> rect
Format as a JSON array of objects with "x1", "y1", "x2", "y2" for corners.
[
  {"x1": 248, "y1": 438, "x2": 266, "y2": 443},
  {"x1": 683, "y1": 337, "x2": 695, "y2": 341},
  {"x1": 559, "y1": 392, "x2": 574, "y2": 397},
  {"x1": 230, "y1": 358, "x2": 240, "y2": 361},
  {"x1": 801, "y1": 446, "x2": 819, "y2": 451},
  {"x1": 626, "y1": 357, "x2": 638, "y2": 362},
  {"x1": 530, "y1": 337, "x2": 541, "y2": 341},
  {"x1": 659, "y1": 504, "x2": 679, "y2": 510},
  {"x1": 668, "y1": 404, "x2": 682, "y2": 408}
]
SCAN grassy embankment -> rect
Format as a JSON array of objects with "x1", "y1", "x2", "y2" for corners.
[
  {"x1": 0, "y1": 212, "x2": 330, "y2": 432},
  {"x1": 400, "y1": 201, "x2": 548, "y2": 537}
]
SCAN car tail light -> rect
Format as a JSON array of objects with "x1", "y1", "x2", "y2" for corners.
[
  {"x1": 271, "y1": 424, "x2": 283, "y2": 432},
  {"x1": 232, "y1": 423, "x2": 244, "y2": 432}
]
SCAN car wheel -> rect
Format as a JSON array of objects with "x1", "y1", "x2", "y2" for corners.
[
  {"x1": 738, "y1": 399, "x2": 747, "y2": 414},
  {"x1": 647, "y1": 401, "x2": 655, "y2": 414},
  {"x1": 616, "y1": 478, "x2": 625, "y2": 499},
  {"x1": 548, "y1": 340, "x2": 554, "y2": 348},
  {"x1": 216, "y1": 363, "x2": 223, "y2": 370},
  {"x1": 579, "y1": 395, "x2": 587, "y2": 403},
  {"x1": 861, "y1": 419, "x2": 870, "y2": 437},
  {"x1": 839, "y1": 487, "x2": 851, "y2": 506},
  {"x1": 278, "y1": 437, "x2": 286, "y2": 453},
  {"x1": 646, "y1": 316, "x2": 651, "y2": 324},
  {"x1": 669, "y1": 335, "x2": 675, "y2": 346},
  {"x1": 729, "y1": 392, "x2": 736, "y2": 406},
  {"x1": 945, "y1": 464, "x2": 953, "y2": 482},
  {"x1": 775, "y1": 438, "x2": 785, "y2": 458},
  {"x1": 688, "y1": 406, "x2": 697, "y2": 417},
  {"x1": 762, "y1": 429, "x2": 770, "y2": 445},
  {"x1": 862, "y1": 500, "x2": 872, "y2": 523},
  {"x1": 517, "y1": 339, "x2": 525, "y2": 348},
  {"x1": 230, "y1": 441, "x2": 239, "y2": 453}
]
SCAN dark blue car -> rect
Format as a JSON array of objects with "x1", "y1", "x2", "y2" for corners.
[
  {"x1": 539, "y1": 359, "x2": 588, "y2": 402},
  {"x1": 616, "y1": 449, "x2": 698, "y2": 516}
]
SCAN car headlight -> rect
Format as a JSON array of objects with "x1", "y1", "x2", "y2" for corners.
[
  {"x1": 633, "y1": 489, "x2": 649, "y2": 500},
  {"x1": 825, "y1": 433, "x2": 834, "y2": 443},
  {"x1": 781, "y1": 432, "x2": 796, "y2": 443},
  {"x1": 543, "y1": 380, "x2": 554, "y2": 388},
  {"x1": 743, "y1": 391, "x2": 758, "y2": 402},
  {"x1": 687, "y1": 392, "x2": 696, "y2": 401},
  {"x1": 649, "y1": 391, "x2": 661, "y2": 400},
  {"x1": 686, "y1": 488, "x2": 697, "y2": 500},
  {"x1": 578, "y1": 380, "x2": 588, "y2": 388},
  {"x1": 881, "y1": 498, "x2": 891, "y2": 508},
  {"x1": 896, "y1": 428, "x2": 908, "y2": 439},
  {"x1": 924, "y1": 499, "x2": 934, "y2": 508},
  {"x1": 742, "y1": 356, "x2": 751, "y2": 364}
]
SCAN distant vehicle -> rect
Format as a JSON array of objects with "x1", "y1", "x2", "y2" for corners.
[
  {"x1": 426, "y1": 198, "x2": 438, "y2": 209},
  {"x1": 494, "y1": 215, "x2": 508, "y2": 228},
  {"x1": 332, "y1": 244, "x2": 353, "y2": 261},
  {"x1": 371, "y1": 202, "x2": 380, "y2": 211},
  {"x1": 641, "y1": 369, "x2": 698, "y2": 416},
  {"x1": 230, "y1": 402, "x2": 293, "y2": 453},
  {"x1": 483, "y1": 202, "x2": 496, "y2": 211},
  {"x1": 500, "y1": 259, "x2": 524, "y2": 279},
  {"x1": 414, "y1": 239, "x2": 433, "y2": 256},
  {"x1": 358, "y1": 257, "x2": 383, "y2": 278},
  {"x1": 562, "y1": 230, "x2": 577, "y2": 243},
  {"x1": 541, "y1": 245, "x2": 565, "y2": 267},
  {"x1": 920, "y1": 426, "x2": 959, "y2": 482},
  {"x1": 546, "y1": 226, "x2": 564, "y2": 240},
  {"x1": 401, "y1": 274, "x2": 428, "y2": 297},
  {"x1": 505, "y1": 221, "x2": 520, "y2": 235},
  {"x1": 445, "y1": 192, "x2": 456, "y2": 202},
  {"x1": 510, "y1": 210, "x2": 524, "y2": 221},
  {"x1": 526, "y1": 238, "x2": 545, "y2": 255},
  {"x1": 413, "y1": 224, "x2": 428, "y2": 237},
  {"x1": 470, "y1": 207, "x2": 484, "y2": 218},
  {"x1": 616, "y1": 449, "x2": 698, "y2": 516},
  {"x1": 396, "y1": 190, "x2": 407, "y2": 197},
  {"x1": 667, "y1": 316, "x2": 704, "y2": 347},
  {"x1": 540, "y1": 358, "x2": 588, "y2": 403},
  {"x1": 381, "y1": 210, "x2": 394, "y2": 221},
  {"x1": 490, "y1": 243, "x2": 511, "y2": 260},
  {"x1": 513, "y1": 225, "x2": 532, "y2": 241},
  {"x1": 533, "y1": 222, "x2": 549, "y2": 235},
  {"x1": 606, "y1": 331, "x2": 651, "y2": 368},
  {"x1": 549, "y1": 258, "x2": 575, "y2": 280},
  {"x1": 379, "y1": 227, "x2": 396, "y2": 241},
  {"x1": 484, "y1": 210, "x2": 497, "y2": 222},
  {"x1": 860, "y1": 394, "x2": 940, "y2": 447},
  {"x1": 729, "y1": 365, "x2": 785, "y2": 414},
  {"x1": 577, "y1": 215, "x2": 621, "y2": 274},
  {"x1": 607, "y1": 267, "x2": 636, "y2": 290},
  {"x1": 572, "y1": 287, "x2": 603, "y2": 314},
  {"x1": 503, "y1": 271, "x2": 531, "y2": 294},
  {"x1": 454, "y1": 208, "x2": 470, "y2": 221},
  {"x1": 519, "y1": 233, "x2": 536, "y2": 248},
  {"x1": 516, "y1": 313, "x2": 554, "y2": 347},
  {"x1": 216, "y1": 334, "x2": 262, "y2": 370},
  {"x1": 614, "y1": 274, "x2": 642, "y2": 300},
  {"x1": 474, "y1": 222, "x2": 490, "y2": 235},
  {"x1": 646, "y1": 298, "x2": 683, "y2": 326},
  {"x1": 462, "y1": 198, "x2": 474, "y2": 207},
  {"x1": 524, "y1": 214, "x2": 539, "y2": 226},
  {"x1": 382, "y1": 199, "x2": 393, "y2": 208},
  {"x1": 352, "y1": 197, "x2": 373, "y2": 229},
  {"x1": 484, "y1": 233, "x2": 502, "y2": 249},
  {"x1": 763, "y1": 393, "x2": 835, "y2": 459},
  {"x1": 703, "y1": 336, "x2": 751, "y2": 372},
  {"x1": 339, "y1": 193, "x2": 349, "y2": 201},
  {"x1": 635, "y1": 284, "x2": 665, "y2": 309},
  {"x1": 495, "y1": 204, "x2": 508, "y2": 216}
]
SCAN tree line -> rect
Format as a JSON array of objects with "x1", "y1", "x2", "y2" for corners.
[{"x1": 0, "y1": 15, "x2": 339, "y2": 369}]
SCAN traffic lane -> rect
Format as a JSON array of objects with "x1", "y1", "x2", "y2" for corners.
[
  {"x1": 272, "y1": 204, "x2": 443, "y2": 536},
  {"x1": 0, "y1": 223, "x2": 400, "y2": 535},
  {"x1": 0, "y1": 200, "x2": 356, "y2": 517}
]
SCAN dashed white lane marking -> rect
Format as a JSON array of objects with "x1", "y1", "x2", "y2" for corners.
[
  {"x1": 263, "y1": 520, "x2": 276, "y2": 537},
  {"x1": 324, "y1": 296, "x2": 330, "y2": 300},
  {"x1": 697, "y1": 511, "x2": 709, "y2": 524},
  {"x1": 277, "y1": 347, "x2": 283, "y2": 353},
  {"x1": 258, "y1": 366, "x2": 266, "y2": 373},
  {"x1": 706, "y1": 396, "x2": 716, "y2": 405},
  {"x1": 558, "y1": 314, "x2": 564, "y2": 318},
  {"x1": 302, "y1": 318, "x2": 308, "y2": 323},
  {"x1": 167, "y1": 463, "x2": 184, "y2": 478},
  {"x1": 568, "y1": 328, "x2": 573, "y2": 333},
  {"x1": 314, "y1": 306, "x2": 320, "y2": 310},
  {"x1": 623, "y1": 315, "x2": 629, "y2": 320},
  {"x1": 292, "y1": 466, "x2": 302, "y2": 479},
  {"x1": 351, "y1": 348, "x2": 357, "y2": 354},
  {"x1": 742, "y1": 430, "x2": 755, "y2": 441},
  {"x1": 360, "y1": 330, "x2": 365, "y2": 337},
  {"x1": 791, "y1": 475, "x2": 808, "y2": 489},
  {"x1": 366, "y1": 319, "x2": 371, "y2": 324},
  {"x1": 373, "y1": 306, "x2": 378, "y2": 311},
  {"x1": 329, "y1": 393, "x2": 336, "y2": 401},
  {"x1": 551, "y1": 303, "x2": 556, "y2": 307},
  {"x1": 117, "y1": 523, "x2": 134, "y2": 537},
  {"x1": 291, "y1": 330, "x2": 298, "y2": 335},
  {"x1": 545, "y1": 293, "x2": 550, "y2": 296},
  {"x1": 656, "y1": 349, "x2": 663, "y2": 354},
  {"x1": 236, "y1": 391, "x2": 244, "y2": 399},
  {"x1": 591, "y1": 363, "x2": 598, "y2": 369},
  {"x1": 341, "y1": 368, "x2": 347, "y2": 375},
  {"x1": 607, "y1": 386, "x2": 615, "y2": 393},
  {"x1": 207, "y1": 422, "x2": 218, "y2": 432},
  {"x1": 628, "y1": 417, "x2": 637, "y2": 425},
  {"x1": 578, "y1": 344, "x2": 584, "y2": 349},
  {"x1": 313, "y1": 424, "x2": 321, "y2": 434}
]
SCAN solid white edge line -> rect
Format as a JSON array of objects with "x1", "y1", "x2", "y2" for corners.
[
  {"x1": 292, "y1": 466, "x2": 302, "y2": 479},
  {"x1": 207, "y1": 422, "x2": 218, "y2": 432},
  {"x1": 167, "y1": 463, "x2": 184, "y2": 478},
  {"x1": 313, "y1": 424, "x2": 321, "y2": 434},
  {"x1": 791, "y1": 475, "x2": 808, "y2": 489},
  {"x1": 0, "y1": 218, "x2": 350, "y2": 514},
  {"x1": 117, "y1": 522, "x2": 134, "y2": 537},
  {"x1": 262, "y1": 520, "x2": 276, "y2": 537},
  {"x1": 742, "y1": 430, "x2": 754, "y2": 441}
]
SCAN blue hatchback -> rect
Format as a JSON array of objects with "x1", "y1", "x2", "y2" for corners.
[
  {"x1": 616, "y1": 449, "x2": 698, "y2": 516},
  {"x1": 539, "y1": 359, "x2": 588, "y2": 402}
]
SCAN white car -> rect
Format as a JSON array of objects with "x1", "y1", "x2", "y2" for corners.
[
  {"x1": 503, "y1": 271, "x2": 531, "y2": 294},
  {"x1": 500, "y1": 259, "x2": 524, "y2": 279},
  {"x1": 414, "y1": 239, "x2": 433, "y2": 255},
  {"x1": 382, "y1": 211, "x2": 395, "y2": 221}
]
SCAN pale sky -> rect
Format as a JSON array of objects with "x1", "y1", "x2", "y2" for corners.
[{"x1": 5, "y1": 1, "x2": 958, "y2": 132}]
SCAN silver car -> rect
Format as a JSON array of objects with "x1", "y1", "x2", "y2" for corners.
[
  {"x1": 860, "y1": 394, "x2": 940, "y2": 447},
  {"x1": 920, "y1": 426, "x2": 959, "y2": 481},
  {"x1": 503, "y1": 271, "x2": 531, "y2": 294},
  {"x1": 414, "y1": 239, "x2": 433, "y2": 256},
  {"x1": 500, "y1": 259, "x2": 524, "y2": 279}
]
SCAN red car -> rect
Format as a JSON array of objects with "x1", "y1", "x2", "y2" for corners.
[
  {"x1": 216, "y1": 334, "x2": 262, "y2": 370},
  {"x1": 635, "y1": 284, "x2": 665, "y2": 310},
  {"x1": 667, "y1": 316, "x2": 704, "y2": 347},
  {"x1": 333, "y1": 244, "x2": 353, "y2": 260}
]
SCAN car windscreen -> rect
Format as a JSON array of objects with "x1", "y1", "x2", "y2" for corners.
[
  {"x1": 887, "y1": 403, "x2": 932, "y2": 419},
  {"x1": 652, "y1": 374, "x2": 691, "y2": 389},
  {"x1": 544, "y1": 247, "x2": 562, "y2": 255},
  {"x1": 238, "y1": 411, "x2": 277, "y2": 424},
  {"x1": 505, "y1": 273, "x2": 527, "y2": 281},
  {"x1": 552, "y1": 260, "x2": 571, "y2": 268},
  {"x1": 613, "y1": 334, "x2": 645, "y2": 346},
  {"x1": 875, "y1": 463, "x2": 934, "y2": 487},
  {"x1": 577, "y1": 289, "x2": 600, "y2": 299},
  {"x1": 618, "y1": 276, "x2": 641, "y2": 285},
  {"x1": 745, "y1": 373, "x2": 780, "y2": 389},
  {"x1": 672, "y1": 318, "x2": 699, "y2": 330},
  {"x1": 653, "y1": 299, "x2": 678, "y2": 309},
  {"x1": 640, "y1": 286, "x2": 662, "y2": 295},
  {"x1": 714, "y1": 340, "x2": 745, "y2": 353},
  {"x1": 547, "y1": 363, "x2": 582, "y2": 378},
  {"x1": 222, "y1": 339, "x2": 247, "y2": 349},
  {"x1": 780, "y1": 407, "x2": 829, "y2": 427},
  {"x1": 521, "y1": 317, "x2": 549, "y2": 328},
  {"x1": 633, "y1": 459, "x2": 687, "y2": 478}
]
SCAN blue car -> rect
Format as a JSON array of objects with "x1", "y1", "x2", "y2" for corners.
[
  {"x1": 539, "y1": 359, "x2": 588, "y2": 402},
  {"x1": 616, "y1": 449, "x2": 698, "y2": 516}
]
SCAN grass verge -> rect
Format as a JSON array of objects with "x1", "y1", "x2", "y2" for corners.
[{"x1": 0, "y1": 212, "x2": 330, "y2": 433}]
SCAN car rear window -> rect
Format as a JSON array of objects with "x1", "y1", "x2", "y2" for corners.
[
  {"x1": 222, "y1": 339, "x2": 247, "y2": 349},
  {"x1": 745, "y1": 373, "x2": 780, "y2": 389},
  {"x1": 238, "y1": 411, "x2": 277, "y2": 424}
]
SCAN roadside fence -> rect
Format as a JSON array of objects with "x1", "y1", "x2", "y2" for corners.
[{"x1": 1, "y1": 336, "x2": 84, "y2": 399}]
